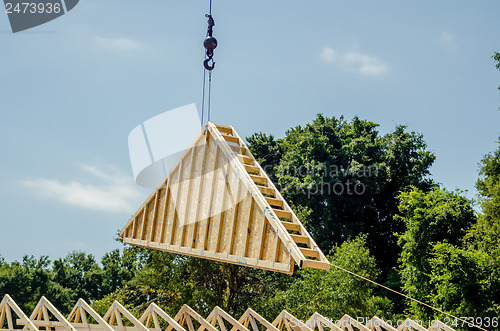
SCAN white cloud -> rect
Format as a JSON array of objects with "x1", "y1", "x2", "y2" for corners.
[
  {"x1": 321, "y1": 47, "x2": 337, "y2": 62},
  {"x1": 321, "y1": 46, "x2": 388, "y2": 76},
  {"x1": 94, "y1": 37, "x2": 142, "y2": 52},
  {"x1": 441, "y1": 31, "x2": 454, "y2": 44},
  {"x1": 21, "y1": 164, "x2": 144, "y2": 214}
]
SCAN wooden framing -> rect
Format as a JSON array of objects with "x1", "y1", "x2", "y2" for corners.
[
  {"x1": 169, "y1": 305, "x2": 216, "y2": 331},
  {"x1": 103, "y1": 301, "x2": 149, "y2": 331},
  {"x1": 0, "y1": 295, "x2": 455, "y2": 331},
  {"x1": 306, "y1": 312, "x2": 342, "y2": 331},
  {"x1": 67, "y1": 299, "x2": 115, "y2": 331},
  {"x1": 25, "y1": 297, "x2": 77, "y2": 331},
  {"x1": 139, "y1": 304, "x2": 185, "y2": 331},
  {"x1": 0, "y1": 294, "x2": 37, "y2": 331},
  {"x1": 120, "y1": 122, "x2": 330, "y2": 274},
  {"x1": 272, "y1": 311, "x2": 313, "y2": 331},
  {"x1": 203, "y1": 307, "x2": 248, "y2": 331},
  {"x1": 336, "y1": 315, "x2": 371, "y2": 331},
  {"x1": 238, "y1": 308, "x2": 280, "y2": 331}
]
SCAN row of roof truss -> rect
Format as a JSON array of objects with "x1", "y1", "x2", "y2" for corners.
[{"x1": 0, "y1": 295, "x2": 455, "y2": 331}]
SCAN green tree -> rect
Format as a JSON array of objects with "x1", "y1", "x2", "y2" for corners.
[
  {"x1": 461, "y1": 137, "x2": 500, "y2": 316},
  {"x1": 258, "y1": 235, "x2": 392, "y2": 321},
  {"x1": 420, "y1": 140, "x2": 500, "y2": 320},
  {"x1": 396, "y1": 187, "x2": 476, "y2": 319},
  {"x1": 0, "y1": 256, "x2": 74, "y2": 314},
  {"x1": 247, "y1": 115, "x2": 435, "y2": 275},
  {"x1": 53, "y1": 251, "x2": 103, "y2": 303},
  {"x1": 126, "y1": 248, "x2": 279, "y2": 317},
  {"x1": 101, "y1": 248, "x2": 140, "y2": 296}
]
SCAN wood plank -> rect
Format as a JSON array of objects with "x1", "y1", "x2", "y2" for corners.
[
  {"x1": 237, "y1": 155, "x2": 253, "y2": 165},
  {"x1": 241, "y1": 198, "x2": 253, "y2": 258},
  {"x1": 180, "y1": 146, "x2": 197, "y2": 247},
  {"x1": 204, "y1": 145, "x2": 221, "y2": 252},
  {"x1": 227, "y1": 175, "x2": 241, "y2": 256},
  {"x1": 155, "y1": 186, "x2": 168, "y2": 243},
  {"x1": 265, "y1": 197, "x2": 283, "y2": 207},
  {"x1": 244, "y1": 164, "x2": 260, "y2": 174},
  {"x1": 273, "y1": 209, "x2": 291, "y2": 219},
  {"x1": 201, "y1": 138, "x2": 219, "y2": 251},
  {"x1": 168, "y1": 161, "x2": 184, "y2": 245},
  {"x1": 250, "y1": 175, "x2": 267, "y2": 185},
  {"x1": 216, "y1": 125, "x2": 233, "y2": 135},
  {"x1": 290, "y1": 234, "x2": 310, "y2": 245},
  {"x1": 191, "y1": 137, "x2": 210, "y2": 250},
  {"x1": 300, "y1": 248, "x2": 319, "y2": 258},
  {"x1": 230, "y1": 145, "x2": 246, "y2": 154},
  {"x1": 258, "y1": 186, "x2": 275, "y2": 196},
  {"x1": 148, "y1": 191, "x2": 159, "y2": 242},
  {"x1": 5, "y1": 305, "x2": 12, "y2": 330},
  {"x1": 281, "y1": 222, "x2": 300, "y2": 232},
  {"x1": 223, "y1": 135, "x2": 240, "y2": 144}
]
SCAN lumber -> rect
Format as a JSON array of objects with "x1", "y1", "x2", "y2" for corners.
[{"x1": 119, "y1": 122, "x2": 330, "y2": 274}]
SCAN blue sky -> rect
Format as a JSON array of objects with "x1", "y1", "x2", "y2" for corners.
[{"x1": 0, "y1": 1, "x2": 499, "y2": 263}]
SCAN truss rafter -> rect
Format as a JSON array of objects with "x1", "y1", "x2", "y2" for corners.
[{"x1": 0, "y1": 295, "x2": 456, "y2": 331}]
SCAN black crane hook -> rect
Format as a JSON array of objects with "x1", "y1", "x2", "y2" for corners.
[{"x1": 203, "y1": 14, "x2": 217, "y2": 71}]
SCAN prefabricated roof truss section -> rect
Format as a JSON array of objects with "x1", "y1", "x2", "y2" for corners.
[
  {"x1": 0, "y1": 295, "x2": 456, "y2": 331},
  {"x1": 119, "y1": 122, "x2": 330, "y2": 274}
]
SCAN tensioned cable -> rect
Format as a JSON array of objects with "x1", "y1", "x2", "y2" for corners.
[
  {"x1": 293, "y1": 263, "x2": 487, "y2": 331},
  {"x1": 201, "y1": 0, "x2": 214, "y2": 125},
  {"x1": 208, "y1": 71, "x2": 212, "y2": 122},
  {"x1": 201, "y1": 63, "x2": 207, "y2": 124}
]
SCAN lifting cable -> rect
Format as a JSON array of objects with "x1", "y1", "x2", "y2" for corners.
[
  {"x1": 294, "y1": 262, "x2": 488, "y2": 331},
  {"x1": 201, "y1": 0, "x2": 216, "y2": 124}
]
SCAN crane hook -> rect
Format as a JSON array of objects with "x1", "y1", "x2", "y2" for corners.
[
  {"x1": 203, "y1": 14, "x2": 217, "y2": 71},
  {"x1": 204, "y1": 58, "x2": 215, "y2": 71}
]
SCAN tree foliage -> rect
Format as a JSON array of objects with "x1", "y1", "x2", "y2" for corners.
[
  {"x1": 248, "y1": 115, "x2": 435, "y2": 275},
  {"x1": 0, "y1": 250, "x2": 140, "y2": 315},
  {"x1": 259, "y1": 235, "x2": 392, "y2": 321},
  {"x1": 396, "y1": 188, "x2": 476, "y2": 319}
]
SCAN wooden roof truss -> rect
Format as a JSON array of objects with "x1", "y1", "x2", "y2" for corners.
[
  {"x1": 0, "y1": 295, "x2": 455, "y2": 331},
  {"x1": 120, "y1": 122, "x2": 330, "y2": 274}
]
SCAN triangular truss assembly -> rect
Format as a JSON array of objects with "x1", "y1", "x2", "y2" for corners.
[
  {"x1": 272, "y1": 310, "x2": 313, "y2": 331},
  {"x1": 306, "y1": 312, "x2": 342, "y2": 331},
  {"x1": 0, "y1": 295, "x2": 456, "y2": 331},
  {"x1": 139, "y1": 303, "x2": 184, "y2": 331},
  {"x1": 204, "y1": 306, "x2": 248, "y2": 331},
  {"x1": 26, "y1": 297, "x2": 77, "y2": 331},
  {"x1": 335, "y1": 315, "x2": 371, "y2": 331},
  {"x1": 0, "y1": 294, "x2": 37, "y2": 331},
  {"x1": 103, "y1": 301, "x2": 148, "y2": 331},
  {"x1": 169, "y1": 305, "x2": 216, "y2": 331},
  {"x1": 120, "y1": 122, "x2": 330, "y2": 274},
  {"x1": 366, "y1": 317, "x2": 398, "y2": 331},
  {"x1": 238, "y1": 308, "x2": 279, "y2": 331},
  {"x1": 67, "y1": 298, "x2": 114, "y2": 331}
]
